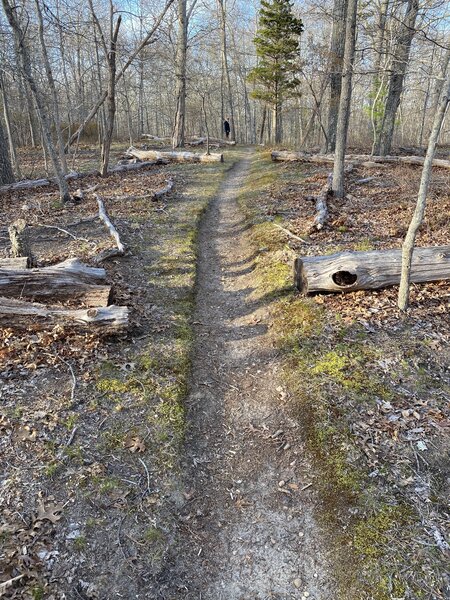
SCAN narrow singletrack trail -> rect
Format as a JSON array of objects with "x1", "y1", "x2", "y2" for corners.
[{"x1": 158, "y1": 150, "x2": 335, "y2": 599}]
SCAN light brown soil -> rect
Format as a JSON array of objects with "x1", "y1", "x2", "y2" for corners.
[{"x1": 156, "y1": 151, "x2": 335, "y2": 599}]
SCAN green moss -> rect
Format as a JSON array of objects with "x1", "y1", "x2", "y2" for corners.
[
  {"x1": 31, "y1": 587, "x2": 45, "y2": 600},
  {"x1": 144, "y1": 526, "x2": 164, "y2": 543},
  {"x1": 72, "y1": 535, "x2": 87, "y2": 551}
]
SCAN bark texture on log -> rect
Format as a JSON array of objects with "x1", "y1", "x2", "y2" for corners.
[
  {"x1": 295, "y1": 246, "x2": 450, "y2": 294},
  {"x1": 271, "y1": 151, "x2": 450, "y2": 169},
  {"x1": 8, "y1": 219, "x2": 32, "y2": 262},
  {"x1": 0, "y1": 297, "x2": 128, "y2": 331},
  {"x1": 0, "y1": 257, "x2": 28, "y2": 269},
  {"x1": 126, "y1": 147, "x2": 223, "y2": 163},
  {"x1": 0, "y1": 258, "x2": 111, "y2": 306}
]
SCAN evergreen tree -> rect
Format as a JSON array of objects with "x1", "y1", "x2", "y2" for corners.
[{"x1": 248, "y1": 0, "x2": 303, "y2": 144}]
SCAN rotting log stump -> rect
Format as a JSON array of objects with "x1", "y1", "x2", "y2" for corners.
[
  {"x1": 125, "y1": 147, "x2": 223, "y2": 163},
  {"x1": 295, "y1": 246, "x2": 450, "y2": 294},
  {"x1": 271, "y1": 151, "x2": 450, "y2": 170},
  {"x1": 0, "y1": 297, "x2": 128, "y2": 331},
  {"x1": 0, "y1": 258, "x2": 111, "y2": 306}
]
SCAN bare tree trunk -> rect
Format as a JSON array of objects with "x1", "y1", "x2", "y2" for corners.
[
  {"x1": 322, "y1": 0, "x2": 347, "y2": 153},
  {"x1": 0, "y1": 117, "x2": 14, "y2": 184},
  {"x1": 172, "y1": 0, "x2": 187, "y2": 148},
  {"x1": 375, "y1": 0, "x2": 419, "y2": 155},
  {"x1": 88, "y1": 0, "x2": 122, "y2": 177},
  {"x1": 34, "y1": 0, "x2": 68, "y2": 174},
  {"x1": 2, "y1": 0, "x2": 70, "y2": 202},
  {"x1": 0, "y1": 74, "x2": 21, "y2": 179},
  {"x1": 398, "y1": 54, "x2": 450, "y2": 312},
  {"x1": 217, "y1": 0, "x2": 236, "y2": 141},
  {"x1": 259, "y1": 105, "x2": 267, "y2": 144},
  {"x1": 332, "y1": 0, "x2": 358, "y2": 199}
]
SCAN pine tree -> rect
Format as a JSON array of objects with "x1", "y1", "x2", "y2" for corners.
[{"x1": 248, "y1": 0, "x2": 303, "y2": 144}]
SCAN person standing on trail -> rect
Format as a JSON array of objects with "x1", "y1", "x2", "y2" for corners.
[{"x1": 224, "y1": 118, "x2": 231, "y2": 139}]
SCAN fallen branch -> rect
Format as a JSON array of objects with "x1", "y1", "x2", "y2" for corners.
[
  {"x1": 295, "y1": 246, "x2": 450, "y2": 294},
  {"x1": 125, "y1": 147, "x2": 223, "y2": 163},
  {"x1": 35, "y1": 224, "x2": 90, "y2": 243},
  {"x1": 310, "y1": 173, "x2": 332, "y2": 232},
  {"x1": 0, "y1": 297, "x2": 128, "y2": 331},
  {"x1": 273, "y1": 223, "x2": 310, "y2": 244},
  {"x1": 153, "y1": 178, "x2": 174, "y2": 200},
  {"x1": 95, "y1": 194, "x2": 125, "y2": 257},
  {"x1": 271, "y1": 151, "x2": 450, "y2": 169}
]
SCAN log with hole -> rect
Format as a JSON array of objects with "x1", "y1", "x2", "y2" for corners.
[{"x1": 295, "y1": 246, "x2": 450, "y2": 294}]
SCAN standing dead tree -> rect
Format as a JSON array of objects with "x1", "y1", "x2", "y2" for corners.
[
  {"x1": 87, "y1": 0, "x2": 122, "y2": 176},
  {"x1": 66, "y1": 0, "x2": 175, "y2": 150}
]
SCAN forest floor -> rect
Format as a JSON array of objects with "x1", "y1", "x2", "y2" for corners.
[{"x1": 0, "y1": 144, "x2": 449, "y2": 600}]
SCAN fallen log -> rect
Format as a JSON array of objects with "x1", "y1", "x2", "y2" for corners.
[
  {"x1": 125, "y1": 147, "x2": 223, "y2": 163},
  {"x1": 0, "y1": 258, "x2": 111, "y2": 306},
  {"x1": 311, "y1": 173, "x2": 332, "y2": 231},
  {"x1": 190, "y1": 136, "x2": 236, "y2": 147},
  {"x1": 0, "y1": 297, "x2": 128, "y2": 331},
  {"x1": 0, "y1": 161, "x2": 163, "y2": 196},
  {"x1": 94, "y1": 194, "x2": 125, "y2": 258},
  {"x1": 295, "y1": 246, "x2": 450, "y2": 294},
  {"x1": 271, "y1": 151, "x2": 450, "y2": 169},
  {"x1": 0, "y1": 257, "x2": 29, "y2": 269},
  {"x1": 109, "y1": 159, "x2": 166, "y2": 173}
]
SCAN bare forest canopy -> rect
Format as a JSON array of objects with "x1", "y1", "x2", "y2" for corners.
[{"x1": 0, "y1": 0, "x2": 448, "y2": 169}]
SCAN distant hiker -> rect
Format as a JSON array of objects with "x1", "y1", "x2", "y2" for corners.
[{"x1": 224, "y1": 119, "x2": 230, "y2": 139}]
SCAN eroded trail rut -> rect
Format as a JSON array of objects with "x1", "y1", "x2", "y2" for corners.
[{"x1": 159, "y1": 153, "x2": 335, "y2": 599}]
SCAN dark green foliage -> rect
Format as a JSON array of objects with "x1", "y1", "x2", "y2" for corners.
[{"x1": 248, "y1": 0, "x2": 303, "y2": 108}]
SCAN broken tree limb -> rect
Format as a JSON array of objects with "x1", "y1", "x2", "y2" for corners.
[
  {"x1": 0, "y1": 297, "x2": 128, "y2": 331},
  {"x1": 0, "y1": 258, "x2": 111, "y2": 306},
  {"x1": 0, "y1": 257, "x2": 28, "y2": 269},
  {"x1": 272, "y1": 223, "x2": 310, "y2": 244},
  {"x1": 125, "y1": 147, "x2": 223, "y2": 163},
  {"x1": 271, "y1": 151, "x2": 450, "y2": 169},
  {"x1": 311, "y1": 173, "x2": 332, "y2": 232},
  {"x1": 153, "y1": 179, "x2": 174, "y2": 200},
  {"x1": 95, "y1": 194, "x2": 125, "y2": 258},
  {"x1": 295, "y1": 246, "x2": 450, "y2": 294}
]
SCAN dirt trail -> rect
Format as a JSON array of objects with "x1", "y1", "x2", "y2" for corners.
[{"x1": 159, "y1": 151, "x2": 335, "y2": 599}]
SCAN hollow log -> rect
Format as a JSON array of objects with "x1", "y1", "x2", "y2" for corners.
[
  {"x1": 0, "y1": 257, "x2": 29, "y2": 269},
  {"x1": 125, "y1": 147, "x2": 223, "y2": 163},
  {"x1": 0, "y1": 297, "x2": 128, "y2": 331},
  {"x1": 0, "y1": 258, "x2": 111, "y2": 306},
  {"x1": 295, "y1": 246, "x2": 450, "y2": 294},
  {"x1": 271, "y1": 151, "x2": 450, "y2": 169}
]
